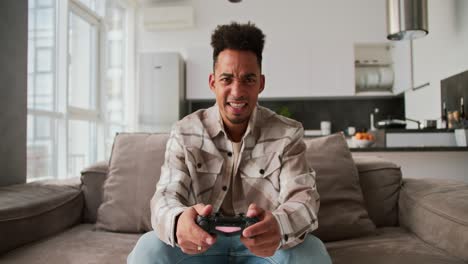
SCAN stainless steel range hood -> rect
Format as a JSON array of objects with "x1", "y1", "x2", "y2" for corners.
[{"x1": 387, "y1": 0, "x2": 428, "y2": 41}]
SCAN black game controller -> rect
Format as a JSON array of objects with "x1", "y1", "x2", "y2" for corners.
[{"x1": 196, "y1": 213, "x2": 259, "y2": 236}]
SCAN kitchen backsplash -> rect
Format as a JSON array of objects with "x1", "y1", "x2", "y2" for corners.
[
  {"x1": 441, "y1": 70, "x2": 468, "y2": 115},
  {"x1": 187, "y1": 96, "x2": 405, "y2": 133}
]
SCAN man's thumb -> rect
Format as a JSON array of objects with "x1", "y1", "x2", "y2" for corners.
[{"x1": 193, "y1": 203, "x2": 213, "y2": 216}]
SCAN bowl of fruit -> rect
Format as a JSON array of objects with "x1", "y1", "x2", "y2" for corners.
[{"x1": 352, "y1": 132, "x2": 375, "y2": 148}]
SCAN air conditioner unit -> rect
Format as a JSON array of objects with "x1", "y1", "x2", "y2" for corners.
[{"x1": 142, "y1": 6, "x2": 194, "y2": 30}]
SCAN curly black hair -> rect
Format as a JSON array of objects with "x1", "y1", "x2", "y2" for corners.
[{"x1": 210, "y1": 22, "x2": 265, "y2": 70}]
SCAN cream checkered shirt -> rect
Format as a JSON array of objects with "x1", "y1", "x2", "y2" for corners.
[{"x1": 150, "y1": 104, "x2": 319, "y2": 249}]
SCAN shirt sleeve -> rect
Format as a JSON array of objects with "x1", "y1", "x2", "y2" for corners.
[
  {"x1": 272, "y1": 125, "x2": 320, "y2": 249},
  {"x1": 150, "y1": 126, "x2": 191, "y2": 247}
]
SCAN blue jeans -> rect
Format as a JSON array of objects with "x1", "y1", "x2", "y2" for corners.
[{"x1": 127, "y1": 231, "x2": 332, "y2": 264}]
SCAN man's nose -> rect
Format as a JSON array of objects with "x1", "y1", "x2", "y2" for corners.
[{"x1": 229, "y1": 79, "x2": 245, "y2": 96}]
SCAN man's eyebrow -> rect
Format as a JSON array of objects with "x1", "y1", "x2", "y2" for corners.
[
  {"x1": 219, "y1": 73, "x2": 234, "y2": 78},
  {"x1": 218, "y1": 73, "x2": 258, "y2": 79},
  {"x1": 243, "y1": 73, "x2": 257, "y2": 78}
]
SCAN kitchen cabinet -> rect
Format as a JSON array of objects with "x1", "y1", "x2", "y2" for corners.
[
  {"x1": 138, "y1": 52, "x2": 185, "y2": 132},
  {"x1": 262, "y1": 40, "x2": 354, "y2": 98},
  {"x1": 353, "y1": 42, "x2": 412, "y2": 96},
  {"x1": 186, "y1": 42, "x2": 410, "y2": 99},
  {"x1": 179, "y1": 0, "x2": 413, "y2": 99},
  {"x1": 185, "y1": 42, "x2": 355, "y2": 99}
]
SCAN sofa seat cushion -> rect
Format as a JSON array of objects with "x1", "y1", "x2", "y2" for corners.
[
  {"x1": 399, "y1": 178, "x2": 468, "y2": 262},
  {"x1": 0, "y1": 180, "x2": 83, "y2": 254},
  {"x1": 0, "y1": 224, "x2": 141, "y2": 264},
  {"x1": 327, "y1": 227, "x2": 465, "y2": 264}
]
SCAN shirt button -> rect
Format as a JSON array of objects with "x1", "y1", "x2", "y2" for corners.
[
  {"x1": 197, "y1": 163, "x2": 202, "y2": 168},
  {"x1": 227, "y1": 152, "x2": 232, "y2": 157},
  {"x1": 222, "y1": 186, "x2": 227, "y2": 191},
  {"x1": 259, "y1": 169, "x2": 265, "y2": 175}
]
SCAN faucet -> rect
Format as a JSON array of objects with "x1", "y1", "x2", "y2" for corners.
[
  {"x1": 405, "y1": 118, "x2": 421, "y2": 129},
  {"x1": 370, "y1": 108, "x2": 379, "y2": 131}
]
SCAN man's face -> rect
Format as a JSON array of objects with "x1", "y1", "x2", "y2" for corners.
[{"x1": 209, "y1": 49, "x2": 265, "y2": 129}]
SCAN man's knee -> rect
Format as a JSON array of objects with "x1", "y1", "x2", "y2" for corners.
[
  {"x1": 272, "y1": 235, "x2": 332, "y2": 264},
  {"x1": 128, "y1": 231, "x2": 175, "y2": 264},
  {"x1": 296, "y1": 235, "x2": 332, "y2": 264}
]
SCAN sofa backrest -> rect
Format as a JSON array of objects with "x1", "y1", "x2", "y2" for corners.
[{"x1": 80, "y1": 133, "x2": 402, "y2": 236}]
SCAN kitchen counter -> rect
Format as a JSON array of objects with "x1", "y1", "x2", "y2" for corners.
[
  {"x1": 383, "y1": 128, "x2": 454, "y2": 133},
  {"x1": 305, "y1": 128, "x2": 467, "y2": 150},
  {"x1": 350, "y1": 146, "x2": 468, "y2": 152}
]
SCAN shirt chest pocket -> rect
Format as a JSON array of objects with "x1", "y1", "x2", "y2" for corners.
[
  {"x1": 186, "y1": 147, "x2": 224, "y2": 197},
  {"x1": 239, "y1": 152, "x2": 281, "y2": 191}
]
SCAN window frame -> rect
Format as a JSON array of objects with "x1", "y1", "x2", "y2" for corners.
[{"x1": 27, "y1": 0, "x2": 134, "y2": 181}]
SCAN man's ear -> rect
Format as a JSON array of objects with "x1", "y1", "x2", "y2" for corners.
[
  {"x1": 209, "y1": 73, "x2": 215, "y2": 92},
  {"x1": 259, "y1": 74, "x2": 265, "y2": 94}
]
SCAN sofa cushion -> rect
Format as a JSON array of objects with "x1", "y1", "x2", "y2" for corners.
[
  {"x1": 353, "y1": 155, "x2": 402, "y2": 227},
  {"x1": 327, "y1": 227, "x2": 465, "y2": 264},
  {"x1": 0, "y1": 224, "x2": 140, "y2": 264},
  {"x1": 0, "y1": 180, "x2": 83, "y2": 254},
  {"x1": 96, "y1": 133, "x2": 169, "y2": 232},
  {"x1": 305, "y1": 133, "x2": 376, "y2": 242}
]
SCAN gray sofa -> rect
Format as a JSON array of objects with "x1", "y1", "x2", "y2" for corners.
[{"x1": 1, "y1": 133, "x2": 467, "y2": 264}]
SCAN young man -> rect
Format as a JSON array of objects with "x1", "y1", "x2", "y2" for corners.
[{"x1": 128, "y1": 22, "x2": 332, "y2": 264}]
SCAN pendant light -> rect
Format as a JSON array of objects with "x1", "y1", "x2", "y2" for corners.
[{"x1": 387, "y1": 0, "x2": 428, "y2": 41}]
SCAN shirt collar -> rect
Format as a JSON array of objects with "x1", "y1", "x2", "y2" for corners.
[{"x1": 205, "y1": 103, "x2": 258, "y2": 141}]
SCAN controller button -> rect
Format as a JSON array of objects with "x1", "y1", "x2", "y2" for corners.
[
  {"x1": 222, "y1": 186, "x2": 227, "y2": 191},
  {"x1": 227, "y1": 152, "x2": 232, "y2": 157},
  {"x1": 197, "y1": 163, "x2": 202, "y2": 168},
  {"x1": 259, "y1": 169, "x2": 265, "y2": 175}
]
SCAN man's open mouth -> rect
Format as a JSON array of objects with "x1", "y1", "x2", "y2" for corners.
[{"x1": 227, "y1": 102, "x2": 247, "y2": 109}]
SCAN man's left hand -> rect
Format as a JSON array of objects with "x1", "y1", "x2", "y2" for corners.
[{"x1": 240, "y1": 203, "x2": 281, "y2": 257}]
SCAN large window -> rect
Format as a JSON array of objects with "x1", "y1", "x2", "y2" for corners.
[
  {"x1": 104, "y1": 0, "x2": 128, "y2": 156},
  {"x1": 67, "y1": 1, "x2": 100, "y2": 177},
  {"x1": 27, "y1": 0, "x2": 132, "y2": 181},
  {"x1": 27, "y1": 0, "x2": 59, "y2": 180}
]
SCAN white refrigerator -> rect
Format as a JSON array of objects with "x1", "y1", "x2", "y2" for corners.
[{"x1": 138, "y1": 52, "x2": 185, "y2": 132}]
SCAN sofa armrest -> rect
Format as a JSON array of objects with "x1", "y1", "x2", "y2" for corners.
[
  {"x1": 399, "y1": 178, "x2": 468, "y2": 262},
  {"x1": 80, "y1": 161, "x2": 108, "y2": 223},
  {"x1": 0, "y1": 180, "x2": 83, "y2": 254}
]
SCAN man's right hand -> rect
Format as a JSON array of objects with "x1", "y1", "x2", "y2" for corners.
[{"x1": 175, "y1": 204, "x2": 216, "y2": 254}]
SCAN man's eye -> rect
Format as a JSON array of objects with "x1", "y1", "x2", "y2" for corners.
[
  {"x1": 244, "y1": 78, "x2": 256, "y2": 84},
  {"x1": 220, "y1": 78, "x2": 231, "y2": 83}
]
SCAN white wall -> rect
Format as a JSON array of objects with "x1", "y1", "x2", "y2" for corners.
[
  {"x1": 406, "y1": 0, "x2": 468, "y2": 127},
  {"x1": 137, "y1": 0, "x2": 410, "y2": 99}
]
